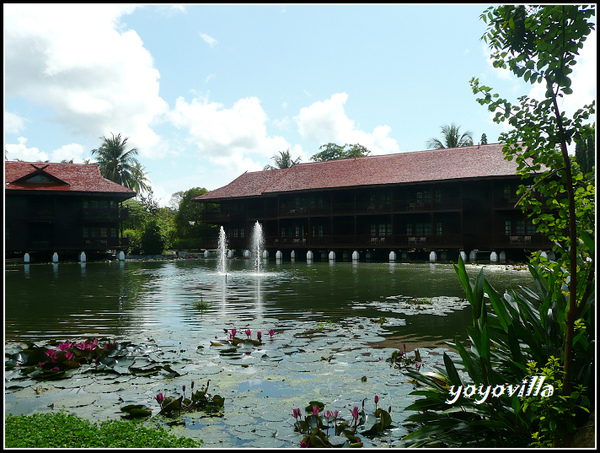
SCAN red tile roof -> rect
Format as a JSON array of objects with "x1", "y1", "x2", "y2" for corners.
[
  {"x1": 196, "y1": 143, "x2": 521, "y2": 201},
  {"x1": 5, "y1": 161, "x2": 136, "y2": 196}
]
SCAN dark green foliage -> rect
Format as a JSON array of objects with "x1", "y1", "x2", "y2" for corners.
[
  {"x1": 172, "y1": 187, "x2": 217, "y2": 248},
  {"x1": 402, "y1": 256, "x2": 594, "y2": 447},
  {"x1": 141, "y1": 219, "x2": 166, "y2": 255}
]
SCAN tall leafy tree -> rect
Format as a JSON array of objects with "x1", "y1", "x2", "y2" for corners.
[
  {"x1": 310, "y1": 143, "x2": 372, "y2": 162},
  {"x1": 263, "y1": 149, "x2": 301, "y2": 170},
  {"x1": 404, "y1": 5, "x2": 595, "y2": 448},
  {"x1": 470, "y1": 4, "x2": 595, "y2": 445},
  {"x1": 426, "y1": 123, "x2": 474, "y2": 149},
  {"x1": 91, "y1": 133, "x2": 148, "y2": 192}
]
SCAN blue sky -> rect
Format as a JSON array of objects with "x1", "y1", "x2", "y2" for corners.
[{"x1": 4, "y1": 4, "x2": 596, "y2": 206}]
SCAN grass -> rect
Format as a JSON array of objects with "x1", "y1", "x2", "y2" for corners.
[{"x1": 4, "y1": 412, "x2": 203, "y2": 448}]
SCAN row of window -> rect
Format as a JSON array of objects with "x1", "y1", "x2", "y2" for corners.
[
  {"x1": 83, "y1": 227, "x2": 118, "y2": 239},
  {"x1": 505, "y1": 220, "x2": 536, "y2": 235},
  {"x1": 83, "y1": 199, "x2": 118, "y2": 209}
]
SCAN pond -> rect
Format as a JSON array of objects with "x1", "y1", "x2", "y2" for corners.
[{"x1": 4, "y1": 258, "x2": 534, "y2": 447}]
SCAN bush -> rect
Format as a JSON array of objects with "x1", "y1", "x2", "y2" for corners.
[
  {"x1": 402, "y1": 256, "x2": 594, "y2": 448},
  {"x1": 141, "y1": 220, "x2": 166, "y2": 255}
]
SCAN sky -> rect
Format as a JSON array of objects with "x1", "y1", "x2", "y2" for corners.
[{"x1": 4, "y1": 4, "x2": 597, "y2": 207}]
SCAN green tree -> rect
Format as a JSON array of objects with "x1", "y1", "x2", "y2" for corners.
[
  {"x1": 480, "y1": 132, "x2": 488, "y2": 145},
  {"x1": 471, "y1": 4, "x2": 595, "y2": 402},
  {"x1": 309, "y1": 143, "x2": 372, "y2": 162},
  {"x1": 91, "y1": 133, "x2": 149, "y2": 193},
  {"x1": 403, "y1": 5, "x2": 595, "y2": 448},
  {"x1": 574, "y1": 125, "x2": 596, "y2": 177},
  {"x1": 426, "y1": 123, "x2": 474, "y2": 149},
  {"x1": 263, "y1": 149, "x2": 301, "y2": 170},
  {"x1": 141, "y1": 219, "x2": 166, "y2": 255},
  {"x1": 172, "y1": 187, "x2": 217, "y2": 248}
]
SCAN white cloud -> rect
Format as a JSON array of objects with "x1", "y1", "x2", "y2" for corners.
[
  {"x1": 199, "y1": 32, "x2": 217, "y2": 48},
  {"x1": 51, "y1": 143, "x2": 87, "y2": 163},
  {"x1": 294, "y1": 93, "x2": 399, "y2": 154},
  {"x1": 4, "y1": 112, "x2": 26, "y2": 134},
  {"x1": 5, "y1": 137, "x2": 49, "y2": 162},
  {"x1": 167, "y1": 95, "x2": 292, "y2": 172},
  {"x1": 4, "y1": 4, "x2": 169, "y2": 159}
]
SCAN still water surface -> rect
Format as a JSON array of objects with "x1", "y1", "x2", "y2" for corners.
[{"x1": 5, "y1": 259, "x2": 533, "y2": 447}]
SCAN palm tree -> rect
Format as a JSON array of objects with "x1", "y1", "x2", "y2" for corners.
[
  {"x1": 426, "y1": 123, "x2": 474, "y2": 149},
  {"x1": 91, "y1": 133, "x2": 146, "y2": 192},
  {"x1": 263, "y1": 149, "x2": 301, "y2": 170}
]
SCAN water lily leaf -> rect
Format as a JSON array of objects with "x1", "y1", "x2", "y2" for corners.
[
  {"x1": 161, "y1": 364, "x2": 182, "y2": 376},
  {"x1": 120, "y1": 404, "x2": 152, "y2": 419}
]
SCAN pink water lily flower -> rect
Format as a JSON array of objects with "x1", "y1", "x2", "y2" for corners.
[
  {"x1": 257, "y1": 331, "x2": 262, "y2": 341},
  {"x1": 312, "y1": 405, "x2": 319, "y2": 416},
  {"x1": 155, "y1": 393, "x2": 165, "y2": 406},
  {"x1": 64, "y1": 351, "x2": 74, "y2": 361},
  {"x1": 292, "y1": 408, "x2": 302, "y2": 419},
  {"x1": 350, "y1": 406, "x2": 359, "y2": 420},
  {"x1": 45, "y1": 349, "x2": 57, "y2": 361},
  {"x1": 58, "y1": 341, "x2": 73, "y2": 351},
  {"x1": 245, "y1": 329, "x2": 252, "y2": 339},
  {"x1": 229, "y1": 328, "x2": 237, "y2": 339}
]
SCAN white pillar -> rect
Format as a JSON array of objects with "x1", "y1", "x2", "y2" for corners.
[
  {"x1": 24, "y1": 253, "x2": 30, "y2": 263},
  {"x1": 499, "y1": 251, "x2": 506, "y2": 263},
  {"x1": 80, "y1": 251, "x2": 86, "y2": 262},
  {"x1": 290, "y1": 250, "x2": 296, "y2": 260},
  {"x1": 306, "y1": 250, "x2": 314, "y2": 262},
  {"x1": 118, "y1": 251, "x2": 125, "y2": 261},
  {"x1": 490, "y1": 251, "x2": 498, "y2": 262},
  {"x1": 262, "y1": 250, "x2": 269, "y2": 259},
  {"x1": 328, "y1": 251, "x2": 336, "y2": 261},
  {"x1": 460, "y1": 251, "x2": 467, "y2": 262},
  {"x1": 389, "y1": 251, "x2": 397, "y2": 262},
  {"x1": 469, "y1": 250, "x2": 477, "y2": 262},
  {"x1": 52, "y1": 252, "x2": 59, "y2": 263},
  {"x1": 276, "y1": 250, "x2": 283, "y2": 261},
  {"x1": 352, "y1": 250, "x2": 360, "y2": 261},
  {"x1": 429, "y1": 251, "x2": 437, "y2": 263},
  {"x1": 204, "y1": 250, "x2": 211, "y2": 258}
]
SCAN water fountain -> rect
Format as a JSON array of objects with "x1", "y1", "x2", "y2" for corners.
[
  {"x1": 217, "y1": 226, "x2": 228, "y2": 275},
  {"x1": 251, "y1": 221, "x2": 265, "y2": 274}
]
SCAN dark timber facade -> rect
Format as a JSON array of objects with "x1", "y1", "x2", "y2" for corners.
[
  {"x1": 5, "y1": 161, "x2": 136, "y2": 261},
  {"x1": 194, "y1": 144, "x2": 552, "y2": 261}
]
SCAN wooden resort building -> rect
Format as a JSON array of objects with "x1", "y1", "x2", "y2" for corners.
[
  {"x1": 5, "y1": 161, "x2": 136, "y2": 262},
  {"x1": 194, "y1": 143, "x2": 552, "y2": 262}
]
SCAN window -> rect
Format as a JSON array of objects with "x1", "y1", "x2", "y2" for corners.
[
  {"x1": 406, "y1": 224, "x2": 413, "y2": 235},
  {"x1": 504, "y1": 220, "x2": 512, "y2": 235},
  {"x1": 436, "y1": 223, "x2": 443, "y2": 236},
  {"x1": 424, "y1": 223, "x2": 432, "y2": 236},
  {"x1": 516, "y1": 220, "x2": 525, "y2": 235},
  {"x1": 111, "y1": 228, "x2": 117, "y2": 238},
  {"x1": 101, "y1": 228, "x2": 108, "y2": 238},
  {"x1": 526, "y1": 221, "x2": 536, "y2": 235},
  {"x1": 415, "y1": 223, "x2": 424, "y2": 236}
]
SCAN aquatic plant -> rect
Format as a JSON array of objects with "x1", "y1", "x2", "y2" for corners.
[
  {"x1": 154, "y1": 379, "x2": 224, "y2": 417},
  {"x1": 387, "y1": 344, "x2": 422, "y2": 371},
  {"x1": 192, "y1": 299, "x2": 211, "y2": 310},
  {"x1": 293, "y1": 397, "x2": 393, "y2": 448},
  {"x1": 5, "y1": 338, "x2": 120, "y2": 380}
]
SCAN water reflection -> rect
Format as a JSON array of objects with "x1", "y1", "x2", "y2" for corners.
[{"x1": 4, "y1": 260, "x2": 534, "y2": 344}]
